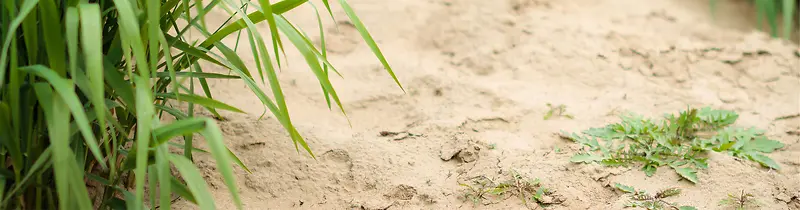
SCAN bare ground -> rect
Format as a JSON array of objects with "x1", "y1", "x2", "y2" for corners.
[{"x1": 174, "y1": 0, "x2": 800, "y2": 209}]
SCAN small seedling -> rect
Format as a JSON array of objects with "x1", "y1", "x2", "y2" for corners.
[
  {"x1": 719, "y1": 190, "x2": 761, "y2": 210},
  {"x1": 613, "y1": 183, "x2": 697, "y2": 210},
  {"x1": 488, "y1": 143, "x2": 497, "y2": 150},
  {"x1": 564, "y1": 107, "x2": 784, "y2": 184},
  {"x1": 544, "y1": 103, "x2": 574, "y2": 120},
  {"x1": 459, "y1": 171, "x2": 564, "y2": 208}
]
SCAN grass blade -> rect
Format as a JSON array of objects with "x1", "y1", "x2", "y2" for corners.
[
  {"x1": 1, "y1": 0, "x2": 41, "y2": 84},
  {"x1": 79, "y1": 3, "x2": 108, "y2": 169},
  {"x1": 782, "y1": 0, "x2": 796, "y2": 39},
  {"x1": 199, "y1": 119, "x2": 242, "y2": 209},
  {"x1": 155, "y1": 93, "x2": 246, "y2": 113},
  {"x1": 337, "y1": 0, "x2": 404, "y2": 92},
  {"x1": 133, "y1": 75, "x2": 155, "y2": 210},
  {"x1": 22, "y1": 65, "x2": 107, "y2": 168},
  {"x1": 154, "y1": 72, "x2": 240, "y2": 79},
  {"x1": 169, "y1": 155, "x2": 216, "y2": 210},
  {"x1": 153, "y1": 118, "x2": 206, "y2": 146}
]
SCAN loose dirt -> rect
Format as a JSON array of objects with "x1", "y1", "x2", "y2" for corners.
[{"x1": 175, "y1": 0, "x2": 799, "y2": 209}]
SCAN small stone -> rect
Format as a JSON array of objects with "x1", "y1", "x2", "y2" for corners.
[
  {"x1": 440, "y1": 145, "x2": 462, "y2": 161},
  {"x1": 457, "y1": 147, "x2": 479, "y2": 163},
  {"x1": 775, "y1": 191, "x2": 791, "y2": 202}
]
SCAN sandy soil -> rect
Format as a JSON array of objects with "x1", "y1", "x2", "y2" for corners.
[{"x1": 173, "y1": 0, "x2": 800, "y2": 209}]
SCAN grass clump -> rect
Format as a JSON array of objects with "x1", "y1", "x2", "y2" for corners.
[
  {"x1": 0, "y1": 0, "x2": 400, "y2": 209},
  {"x1": 711, "y1": 0, "x2": 799, "y2": 41},
  {"x1": 459, "y1": 171, "x2": 564, "y2": 208},
  {"x1": 564, "y1": 107, "x2": 784, "y2": 184},
  {"x1": 613, "y1": 183, "x2": 697, "y2": 210},
  {"x1": 719, "y1": 190, "x2": 762, "y2": 210}
]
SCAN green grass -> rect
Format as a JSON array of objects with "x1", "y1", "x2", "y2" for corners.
[
  {"x1": 564, "y1": 107, "x2": 784, "y2": 184},
  {"x1": 718, "y1": 190, "x2": 762, "y2": 210},
  {"x1": 613, "y1": 183, "x2": 697, "y2": 210},
  {"x1": 711, "y1": 0, "x2": 799, "y2": 41},
  {"x1": 458, "y1": 171, "x2": 564, "y2": 208},
  {"x1": 0, "y1": 0, "x2": 401, "y2": 209}
]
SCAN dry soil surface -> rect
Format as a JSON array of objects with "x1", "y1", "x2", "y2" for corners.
[{"x1": 174, "y1": 0, "x2": 800, "y2": 209}]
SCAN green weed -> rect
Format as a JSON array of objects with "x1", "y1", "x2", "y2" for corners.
[
  {"x1": 613, "y1": 183, "x2": 697, "y2": 210},
  {"x1": 544, "y1": 103, "x2": 574, "y2": 120},
  {"x1": 459, "y1": 172, "x2": 564, "y2": 208},
  {"x1": 711, "y1": 0, "x2": 799, "y2": 40},
  {"x1": 564, "y1": 107, "x2": 783, "y2": 184},
  {"x1": 0, "y1": 0, "x2": 398, "y2": 209},
  {"x1": 719, "y1": 190, "x2": 762, "y2": 210}
]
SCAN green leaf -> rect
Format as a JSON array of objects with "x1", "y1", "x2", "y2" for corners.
[
  {"x1": 742, "y1": 137, "x2": 784, "y2": 153},
  {"x1": 169, "y1": 155, "x2": 216, "y2": 210},
  {"x1": 747, "y1": 152, "x2": 781, "y2": 169},
  {"x1": 614, "y1": 183, "x2": 636, "y2": 193},
  {"x1": 570, "y1": 153, "x2": 604, "y2": 163},
  {"x1": 643, "y1": 164, "x2": 657, "y2": 177},
  {"x1": 154, "y1": 72, "x2": 240, "y2": 79},
  {"x1": 1, "y1": 0, "x2": 42, "y2": 84},
  {"x1": 671, "y1": 166, "x2": 698, "y2": 184},
  {"x1": 152, "y1": 118, "x2": 207, "y2": 146},
  {"x1": 170, "y1": 178, "x2": 197, "y2": 204},
  {"x1": 22, "y1": 65, "x2": 106, "y2": 168},
  {"x1": 156, "y1": 93, "x2": 245, "y2": 113},
  {"x1": 337, "y1": 0, "x2": 404, "y2": 92},
  {"x1": 198, "y1": 119, "x2": 243, "y2": 209},
  {"x1": 678, "y1": 206, "x2": 698, "y2": 210}
]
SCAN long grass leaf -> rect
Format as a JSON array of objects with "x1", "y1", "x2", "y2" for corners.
[
  {"x1": 199, "y1": 0, "x2": 306, "y2": 50},
  {"x1": 21, "y1": 4, "x2": 39, "y2": 64},
  {"x1": 154, "y1": 71, "x2": 240, "y2": 79},
  {"x1": 310, "y1": 2, "x2": 332, "y2": 109},
  {"x1": 0, "y1": 148, "x2": 52, "y2": 204},
  {"x1": 45, "y1": 92, "x2": 73, "y2": 210},
  {"x1": 133, "y1": 75, "x2": 155, "y2": 210},
  {"x1": 156, "y1": 93, "x2": 246, "y2": 113},
  {"x1": 200, "y1": 119, "x2": 242, "y2": 209},
  {"x1": 1, "y1": 0, "x2": 41, "y2": 84},
  {"x1": 170, "y1": 177, "x2": 198, "y2": 204},
  {"x1": 782, "y1": 0, "x2": 796, "y2": 39},
  {"x1": 0, "y1": 104, "x2": 22, "y2": 177},
  {"x1": 169, "y1": 155, "x2": 216, "y2": 210},
  {"x1": 274, "y1": 15, "x2": 347, "y2": 120},
  {"x1": 156, "y1": 146, "x2": 171, "y2": 210},
  {"x1": 66, "y1": 8, "x2": 79, "y2": 77},
  {"x1": 337, "y1": 0, "x2": 404, "y2": 92},
  {"x1": 79, "y1": 3, "x2": 109, "y2": 169},
  {"x1": 22, "y1": 65, "x2": 107, "y2": 167},
  {"x1": 153, "y1": 118, "x2": 206, "y2": 146}
]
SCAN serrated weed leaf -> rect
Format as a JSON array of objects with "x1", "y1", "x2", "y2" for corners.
[
  {"x1": 742, "y1": 136, "x2": 784, "y2": 153},
  {"x1": 567, "y1": 107, "x2": 783, "y2": 183},
  {"x1": 570, "y1": 153, "x2": 605, "y2": 163},
  {"x1": 747, "y1": 152, "x2": 781, "y2": 169},
  {"x1": 671, "y1": 166, "x2": 698, "y2": 184},
  {"x1": 614, "y1": 183, "x2": 636, "y2": 193}
]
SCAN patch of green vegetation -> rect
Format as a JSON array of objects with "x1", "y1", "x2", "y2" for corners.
[
  {"x1": 459, "y1": 171, "x2": 564, "y2": 208},
  {"x1": 719, "y1": 190, "x2": 761, "y2": 210},
  {"x1": 544, "y1": 103, "x2": 574, "y2": 120},
  {"x1": 613, "y1": 183, "x2": 697, "y2": 210},
  {"x1": 564, "y1": 107, "x2": 784, "y2": 184},
  {"x1": 1, "y1": 0, "x2": 398, "y2": 209},
  {"x1": 711, "y1": 0, "x2": 799, "y2": 40}
]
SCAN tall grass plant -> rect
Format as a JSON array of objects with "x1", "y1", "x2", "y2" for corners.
[{"x1": 0, "y1": 0, "x2": 400, "y2": 209}]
